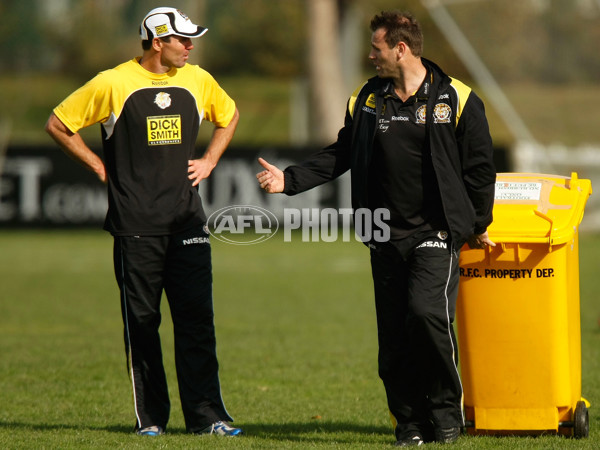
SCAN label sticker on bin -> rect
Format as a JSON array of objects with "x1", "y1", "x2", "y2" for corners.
[{"x1": 495, "y1": 182, "x2": 542, "y2": 201}]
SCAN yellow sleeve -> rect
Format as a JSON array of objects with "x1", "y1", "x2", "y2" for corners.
[
  {"x1": 53, "y1": 72, "x2": 114, "y2": 134},
  {"x1": 196, "y1": 69, "x2": 236, "y2": 128}
]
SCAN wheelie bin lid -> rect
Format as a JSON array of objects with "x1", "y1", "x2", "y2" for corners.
[{"x1": 489, "y1": 172, "x2": 592, "y2": 245}]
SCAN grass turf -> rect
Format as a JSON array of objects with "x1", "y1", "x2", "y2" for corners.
[{"x1": 0, "y1": 229, "x2": 599, "y2": 448}]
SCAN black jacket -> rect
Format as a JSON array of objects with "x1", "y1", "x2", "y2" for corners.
[{"x1": 284, "y1": 58, "x2": 496, "y2": 247}]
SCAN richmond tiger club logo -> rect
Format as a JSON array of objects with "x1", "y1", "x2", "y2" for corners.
[
  {"x1": 433, "y1": 103, "x2": 452, "y2": 123},
  {"x1": 154, "y1": 92, "x2": 172, "y2": 110},
  {"x1": 416, "y1": 105, "x2": 427, "y2": 124},
  {"x1": 415, "y1": 103, "x2": 453, "y2": 124}
]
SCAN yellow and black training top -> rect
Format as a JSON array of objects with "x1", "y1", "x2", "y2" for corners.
[{"x1": 54, "y1": 57, "x2": 236, "y2": 236}]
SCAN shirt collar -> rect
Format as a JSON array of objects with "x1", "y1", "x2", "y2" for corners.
[{"x1": 380, "y1": 68, "x2": 432, "y2": 101}]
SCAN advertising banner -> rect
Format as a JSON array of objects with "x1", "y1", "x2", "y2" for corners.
[{"x1": 0, "y1": 146, "x2": 351, "y2": 228}]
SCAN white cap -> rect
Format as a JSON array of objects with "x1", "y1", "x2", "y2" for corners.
[{"x1": 140, "y1": 7, "x2": 207, "y2": 40}]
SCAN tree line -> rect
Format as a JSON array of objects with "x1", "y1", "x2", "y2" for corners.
[{"x1": 3, "y1": 0, "x2": 599, "y2": 84}]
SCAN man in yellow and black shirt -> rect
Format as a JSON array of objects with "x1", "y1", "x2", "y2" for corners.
[{"x1": 46, "y1": 7, "x2": 242, "y2": 438}]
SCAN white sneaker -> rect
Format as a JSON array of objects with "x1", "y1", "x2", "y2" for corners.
[{"x1": 198, "y1": 420, "x2": 243, "y2": 436}]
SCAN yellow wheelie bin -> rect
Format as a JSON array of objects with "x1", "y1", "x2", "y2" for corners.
[{"x1": 456, "y1": 172, "x2": 592, "y2": 438}]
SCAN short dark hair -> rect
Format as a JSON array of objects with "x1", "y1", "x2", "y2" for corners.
[
  {"x1": 140, "y1": 35, "x2": 171, "y2": 51},
  {"x1": 370, "y1": 11, "x2": 423, "y2": 57}
]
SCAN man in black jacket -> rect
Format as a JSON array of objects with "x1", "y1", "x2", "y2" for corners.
[{"x1": 257, "y1": 10, "x2": 495, "y2": 447}]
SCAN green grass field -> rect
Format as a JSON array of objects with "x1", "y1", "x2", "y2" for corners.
[{"x1": 0, "y1": 230, "x2": 599, "y2": 448}]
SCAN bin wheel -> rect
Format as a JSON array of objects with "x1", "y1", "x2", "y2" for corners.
[{"x1": 573, "y1": 400, "x2": 589, "y2": 438}]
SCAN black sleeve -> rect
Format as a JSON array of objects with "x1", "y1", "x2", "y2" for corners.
[
  {"x1": 456, "y1": 91, "x2": 496, "y2": 234},
  {"x1": 283, "y1": 108, "x2": 353, "y2": 196}
]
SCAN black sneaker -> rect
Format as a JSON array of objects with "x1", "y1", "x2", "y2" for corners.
[
  {"x1": 395, "y1": 434, "x2": 424, "y2": 447},
  {"x1": 434, "y1": 426, "x2": 460, "y2": 443}
]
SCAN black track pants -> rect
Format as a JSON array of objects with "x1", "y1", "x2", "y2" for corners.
[
  {"x1": 113, "y1": 225, "x2": 232, "y2": 432},
  {"x1": 370, "y1": 231, "x2": 463, "y2": 439}
]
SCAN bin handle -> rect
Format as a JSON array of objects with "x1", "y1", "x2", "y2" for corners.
[
  {"x1": 484, "y1": 209, "x2": 554, "y2": 248},
  {"x1": 533, "y1": 209, "x2": 555, "y2": 248},
  {"x1": 533, "y1": 209, "x2": 553, "y2": 233}
]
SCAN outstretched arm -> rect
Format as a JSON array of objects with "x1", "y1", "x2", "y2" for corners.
[
  {"x1": 45, "y1": 113, "x2": 107, "y2": 184},
  {"x1": 256, "y1": 157, "x2": 285, "y2": 193}
]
